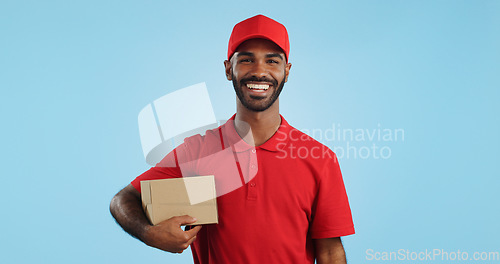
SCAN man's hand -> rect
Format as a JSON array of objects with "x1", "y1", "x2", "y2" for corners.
[
  {"x1": 143, "y1": 215, "x2": 202, "y2": 253},
  {"x1": 110, "y1": 184, "x2": 202, "y2": 253}
]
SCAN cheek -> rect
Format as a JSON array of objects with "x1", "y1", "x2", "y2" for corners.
[
  {"x1": 272, "y1": 69, "x2": 286, "y2": 81},
  {"x1": 232, "y1": 67, "x2": 248, "y2": 81}
]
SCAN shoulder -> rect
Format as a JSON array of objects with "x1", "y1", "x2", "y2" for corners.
[
  {"x1": 181, "y1": 124, "x2": 223, "y2": 153},
  {"x1": 282, "y1": 124, "x2": 338, "y2": 162}
]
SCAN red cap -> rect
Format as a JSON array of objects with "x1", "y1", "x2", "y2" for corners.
[{"x1": 228, "y1": 14, "x2": 290, "y2": 61}]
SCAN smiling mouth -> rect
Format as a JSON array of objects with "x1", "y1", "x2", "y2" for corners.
[{"x1": 246, "y1": 83, "x2": 270, "y2": 91}]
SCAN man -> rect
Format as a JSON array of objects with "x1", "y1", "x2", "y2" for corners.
[{"x1": 110, "y1": 14, "x2": 355, "y2": 263}]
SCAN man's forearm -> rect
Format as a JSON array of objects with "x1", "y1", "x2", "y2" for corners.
[{"x1": 109, "y1": 185, "x2": 151, "y2": 242}]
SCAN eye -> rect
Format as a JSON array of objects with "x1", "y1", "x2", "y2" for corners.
[
  {"x1": 239, "y1": 58, "x2": 252, "y2": 63},
  {"x1": 267, "y1": 59, "x2": 279, "y2": 64}
]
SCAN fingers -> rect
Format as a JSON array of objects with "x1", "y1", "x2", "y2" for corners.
[
  {"x1": 184, "y1": 234, "x2": 197, "y2": 248},
  {"x1": 181, "y1": 225, "x2": 201, "y2": 243},
  {"x1": 180, "y1": 226, "x2": 201, "y2": 252},
  {"x1": 186, "y1": 225, "x2": 202, "y2": 237},
  {"x1": 149, "y1": 215, "x2": 201, "y2": 254},
  {"x1": 171, "y1": 215, "x2": 198, "y2": 226},
  {"x1": 172, "y1": 227, "x2": 200, "y2": 254}
]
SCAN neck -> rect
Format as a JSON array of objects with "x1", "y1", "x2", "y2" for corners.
[{"x1": 235, "y1": 99, "x2": 281, "y2": 147}]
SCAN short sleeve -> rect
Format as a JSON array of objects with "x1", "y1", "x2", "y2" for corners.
[
  {"x1": 310, "y1": 153, "x2": 355, "y2": 239},
  {"x1": 130, "y1": 134, "x2": 202, "y2": 192},
  {"x1": 130, "y1": 148, "x2": 183, "y2": 192}
]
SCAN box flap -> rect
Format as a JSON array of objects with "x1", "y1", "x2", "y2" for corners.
[{"x1": 140, "y1": 180, "x2": 152, "y2": 210}]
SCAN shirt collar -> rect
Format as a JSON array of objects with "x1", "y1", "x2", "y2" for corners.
[{"x1": 221, "y1": 114, "x2": 291, "y2": 153}]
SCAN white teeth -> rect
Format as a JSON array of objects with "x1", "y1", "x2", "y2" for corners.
[{"x1": 247, "y1": 83, "x2": 269, "y2": 90}]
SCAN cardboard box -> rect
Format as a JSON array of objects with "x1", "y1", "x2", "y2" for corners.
[{"x1": 140, "y1": 175, "x2": 218, "y2": 225}]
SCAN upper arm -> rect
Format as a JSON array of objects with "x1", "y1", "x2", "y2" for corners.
[
  {"x1": 310, "y1": 153, "x2": 355, "y2": 239},
  {"x1": 120, "y1": 184, "x2": 140, "y2": 199},
  {"x1": 110, "y1": 184, "x2": 141, "y2": 210},
  {"x1": 314, "y1": 237, "x2": 346, "y2": 264}
]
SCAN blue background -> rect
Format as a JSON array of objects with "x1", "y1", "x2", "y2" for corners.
[{"x1": 1, "y1": 0, "x2": 499, "y2": 263}]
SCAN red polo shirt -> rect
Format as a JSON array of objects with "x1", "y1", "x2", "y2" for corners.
[{"x1": 131, "y1": 114, "x2": 355, "y2": 263}]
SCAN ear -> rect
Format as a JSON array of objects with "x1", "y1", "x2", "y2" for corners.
[
  {"x1": 284, "y1": 62, "x2": 292, "y2": 82},
  {"x1": 224, "y1": 60, "x2": 232, "y2": 81}
]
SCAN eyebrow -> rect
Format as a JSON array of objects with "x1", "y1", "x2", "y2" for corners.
[
  {"x1": 236, "y1": 52, "x2": 284, "y2": 61},
  {"x1": 236, "y1": 51, "x2": 254, "y2": 58},
  {"x1": 265, "y1": 53, "x2": 284, "y2": 60}
]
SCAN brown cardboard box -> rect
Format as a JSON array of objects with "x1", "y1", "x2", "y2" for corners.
[{"x1": 140, "y1": 175, "x2": 218, "y2": 225}]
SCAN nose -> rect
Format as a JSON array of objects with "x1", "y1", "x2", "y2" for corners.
[{"x1": 249, "y1": 60, "x2": 268, "y2": 79}]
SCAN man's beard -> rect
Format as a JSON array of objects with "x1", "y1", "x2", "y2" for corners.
[{"x1": 232, "y1": 73, "x2": 286, "y2": 112}]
